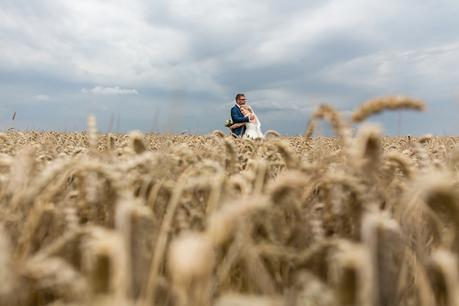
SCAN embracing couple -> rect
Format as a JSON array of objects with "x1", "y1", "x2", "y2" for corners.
[{"x1": 229, "y1": 93, "x2": 264, "y2": 139}]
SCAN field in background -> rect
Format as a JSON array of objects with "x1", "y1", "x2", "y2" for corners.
[{"x1": 1, "y1": 97, "x2": 459, "y2": 306}]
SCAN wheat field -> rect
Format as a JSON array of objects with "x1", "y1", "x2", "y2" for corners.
[{"x1": 1, "y1": 97, "x2": 458, "y2": 306}]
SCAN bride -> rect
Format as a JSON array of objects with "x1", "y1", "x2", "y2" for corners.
[{"x1": 240, "y1": 105, "x2": 264, "y2": 139}]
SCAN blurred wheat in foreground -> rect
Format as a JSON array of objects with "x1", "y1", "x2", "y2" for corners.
[{"x1": 2, "y1": 96, "x2": 459, "y2": 306}]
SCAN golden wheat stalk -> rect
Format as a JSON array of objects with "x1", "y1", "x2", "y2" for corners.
[
  {"x1": 168, "y1": 232, "x2": 215, "y2": 306},
  {"x1": 141, "y1": 175, "x2": 186, "y2": 306},
  {"x1": 352, "y1": 96, "x2": 425, "y2": 123},
  {"x1": 427, "y1": 249, "x2": 459, "y2": 306}
]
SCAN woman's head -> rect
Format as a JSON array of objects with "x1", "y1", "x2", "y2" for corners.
[{"x1": 240, "y1": 105, "x2": 252, "y2": 115}]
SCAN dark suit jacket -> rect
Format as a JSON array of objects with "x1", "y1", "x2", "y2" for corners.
[{"x1": 231, "y1": 105, "x2": 250, "y2": 136}]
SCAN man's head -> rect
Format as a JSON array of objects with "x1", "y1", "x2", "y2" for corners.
[{"x1": 235, "y1": 93, "x2": 246, "y2": 106}]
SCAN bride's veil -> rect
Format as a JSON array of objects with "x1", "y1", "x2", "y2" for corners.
[{"x1": 248, "y1": 105, "x2": 261, "y2": 128}]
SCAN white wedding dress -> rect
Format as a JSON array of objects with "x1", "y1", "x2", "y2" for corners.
[{"x1": 243, "y1": 113, "x2": 264, "y2": 139}]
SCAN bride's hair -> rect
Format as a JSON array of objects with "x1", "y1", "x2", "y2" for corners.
[{"x1": 240, "y1": 105, "x2": 253, "y2": 114}]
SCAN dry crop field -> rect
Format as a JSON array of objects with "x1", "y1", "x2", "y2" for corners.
[{"x1": 1, "y1": 97, "x2": 459, "y2": 306}]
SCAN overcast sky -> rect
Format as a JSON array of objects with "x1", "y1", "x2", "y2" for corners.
[{"x1": 1, "y1": 0, "x2": 458, "y2": 135}]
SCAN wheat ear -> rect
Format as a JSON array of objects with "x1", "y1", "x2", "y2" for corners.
[{"x1": 352, "y1": 96, "x2": 425, "y2": 123}]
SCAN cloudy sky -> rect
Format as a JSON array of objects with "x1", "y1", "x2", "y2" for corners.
[{"x1": 1, "y1": 0, "x2": 458, "y2": 135}]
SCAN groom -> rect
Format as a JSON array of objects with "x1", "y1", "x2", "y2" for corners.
[{"x1": 230, "y1": 93, "x2": 255, "y2": 137}]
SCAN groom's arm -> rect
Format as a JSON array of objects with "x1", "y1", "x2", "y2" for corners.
[
  {"x1": 229, "y1": 122, "x2": 246, "y2": 130},
  {"x1": 231, "y1": 107, "x2": 250, "y2": 123}
]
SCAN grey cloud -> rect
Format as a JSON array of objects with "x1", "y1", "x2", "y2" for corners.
[
  {"x1": 250, "y1": 103, "x2": 311, "y2": 115},
  {"x1": 82, "y1": 86, "x2": 139, "y2": 96},
  {"x1": 35, "y1": 94, "x2": 50, "y2": 101},
  {"x1": 1, "y1": 0, "x2": 459, "y2": 135}
]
